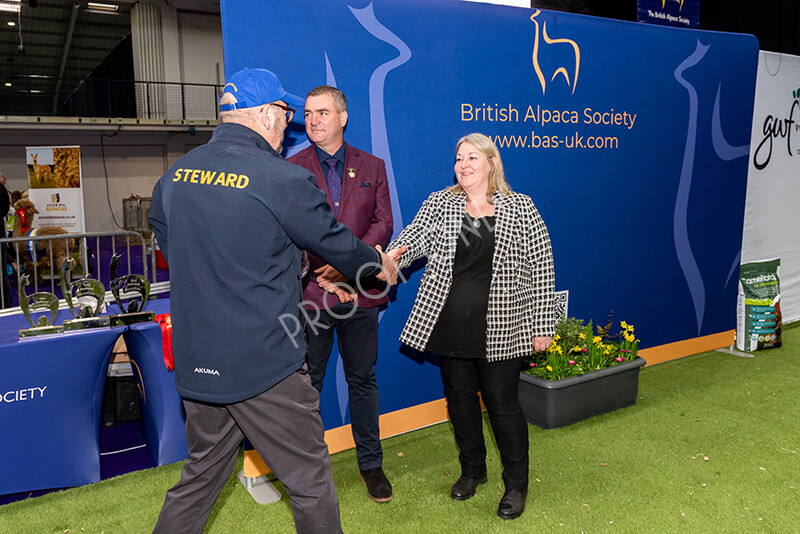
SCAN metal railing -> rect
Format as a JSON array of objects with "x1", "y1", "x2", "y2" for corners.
[
  {"x1": 0, "y1": 74, "x2": 223, "y2": 120},
  {"x1": 1, "y1": 230, "x2": 168, "y2": 316}
]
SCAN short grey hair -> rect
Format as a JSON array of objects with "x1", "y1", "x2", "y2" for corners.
[
  {"x1": 219, "y1": 92, "x2": 265, "y2": 123},
  {"x1": 306, "y1": 85, "x2": 347, "y2": 112}
]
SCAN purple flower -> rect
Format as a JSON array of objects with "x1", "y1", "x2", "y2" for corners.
[{"x1": 568, "y1": 360, "x2": 576, "y2": 365}]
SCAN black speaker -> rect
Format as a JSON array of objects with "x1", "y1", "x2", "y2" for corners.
[{"x1": 102, "y1": 376, "x2": 141, "y2": 426}]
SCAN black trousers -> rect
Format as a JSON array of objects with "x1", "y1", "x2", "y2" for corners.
[
  {"x1": 1, "y1": 242, "x2": 11, "y2": 308},
  {"x1": 152, "y1": 368, "x2": 342, "y2": 534},
  {"x1": 304, "y1": 304, "x2": 383, "y2": 471},
  {"x1": 439, "y1": 356, "x2": 528, "y2": 490}
]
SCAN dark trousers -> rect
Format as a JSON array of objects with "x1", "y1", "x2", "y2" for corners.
[
  {"x1": 439, "y1": 356, "x2": 528, "y2": 491},
  {"x1": 152, "y1": 368, "x2": 342, "y2": 534},
  {"x1": 1, "y1": 242, "x2": 11, "y2": 308},
  {"x1": 304, "y1": 303, "x2": 382, "y2": 471}
]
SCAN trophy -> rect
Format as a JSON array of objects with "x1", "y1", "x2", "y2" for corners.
[
  {"x1": 61, "y1": 258, "x2": 111, "y2": 331},
  {"x1": 109, "y1": 253, "x2": 155, "y2": 326},
  {"x1": 18, "y1": 274, "x2": 64, "y2": 338}
]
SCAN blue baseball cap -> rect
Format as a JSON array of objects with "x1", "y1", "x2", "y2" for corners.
[{"x1": 219, "y1": 68, "x2": 304, "y2": 112}]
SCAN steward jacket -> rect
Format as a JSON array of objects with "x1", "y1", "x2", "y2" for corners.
[
  {"x1": 150, "y1": 123, "x2": 381, "y2": 404},
  {"x1": 388, "y1": 189, "x2": 555, "y2": 362}
]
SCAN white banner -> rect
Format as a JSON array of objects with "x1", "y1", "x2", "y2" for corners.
[
  {"x1": 25, "y1": 146, "x2": 85, "y2": 233},
  {"x1": 741, "y1": 51, "x2": 800, "y2": 322}
]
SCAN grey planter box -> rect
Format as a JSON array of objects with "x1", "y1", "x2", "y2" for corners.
[{"x1": 518, "y1": 357, "x2": 646, "y2": 429}]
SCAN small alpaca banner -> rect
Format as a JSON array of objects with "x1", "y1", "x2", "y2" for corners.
[
  {"x1": 25, "y1": 146, "x2": 86, "y2": 233},
  {"x1": 637, "y1": 0, "x2": 700, "y2": 28}
]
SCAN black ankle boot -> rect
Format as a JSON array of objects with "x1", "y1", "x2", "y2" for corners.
[
  {"x1": 497, "y1": 488, "x2": 527, "y2": 519},
  {"x1": 450, "y1": 473, "x2": 488, "y2": 500}
]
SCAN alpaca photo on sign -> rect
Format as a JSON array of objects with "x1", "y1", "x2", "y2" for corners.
[{"x1": 28, "y1": 152, "x2": 55, "y2": 189}]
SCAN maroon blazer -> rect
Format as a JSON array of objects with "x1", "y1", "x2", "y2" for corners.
[{"x1": 288, "y1": 143, "x2": 393, "y2": 309}]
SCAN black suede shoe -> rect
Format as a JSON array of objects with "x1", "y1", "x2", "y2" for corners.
[
  {"x1": 359, "y1": 467, "x2": 393, "y2": 502},
  {"x1": 497, "y1": 488, "x2": 527, "y2": 520},
  {"x1": 450, "y1": 473, "x2": 488, "y2": 501}
]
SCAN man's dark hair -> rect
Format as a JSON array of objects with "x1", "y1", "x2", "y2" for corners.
[{"x1": 307, "y1": 85, "x2": 347, "y2": 112}]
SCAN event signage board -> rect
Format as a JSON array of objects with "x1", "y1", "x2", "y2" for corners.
[
  {"x1": 25, "y1": 146, "x2": 86, "y2": 233},
  {"x1": 741, "y1": 51, "x2": 800, "y2": 322},
  {"x1": 220, "y1": 0, "x2": 758, "y2": 424},
  {"x1": 637, "y1": 0, "x2": 700, "y2": 28}
]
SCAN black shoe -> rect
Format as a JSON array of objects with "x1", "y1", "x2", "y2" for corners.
[
  {"x1": 450, "y1": 473, "x2": 488, "y2": 501},
  {"x1": 497, "y1": 488, "x2": 527, "y2": 520},
  {"x1": 359, "y1": 467, "x2": 393, "y2": 502}
]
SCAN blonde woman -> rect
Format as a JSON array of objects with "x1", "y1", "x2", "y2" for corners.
[{"x1": 388, "y1": 133, "x2": 555, "y2": 520}]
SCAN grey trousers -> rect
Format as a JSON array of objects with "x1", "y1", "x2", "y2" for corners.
[{"x1": 152, "y1": 368, "x2": 342, "y2": 534}]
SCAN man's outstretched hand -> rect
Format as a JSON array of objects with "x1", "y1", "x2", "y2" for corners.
[{"x1": 375, "y1": 244, "x2": 406, "y2": 285}]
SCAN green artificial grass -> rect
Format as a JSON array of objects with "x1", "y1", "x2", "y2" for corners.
[{"x1": 2, "y1": 325, "x2": 799, "y2": 533}]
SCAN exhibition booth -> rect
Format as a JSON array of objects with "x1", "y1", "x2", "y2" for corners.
[{"x1": 2, "y1": 0, "x2": 799, "y2": 499}]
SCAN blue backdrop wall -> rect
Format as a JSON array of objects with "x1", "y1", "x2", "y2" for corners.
[{"x1": 220, "y1": 0, "x2": 758, "y2": 428}]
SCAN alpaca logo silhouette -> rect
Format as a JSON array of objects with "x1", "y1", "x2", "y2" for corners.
[
  {"x1": 530, "y1": 9, "x2": 581, "y2": 95},
  {"x1": 662, "y1": 0, "x2": 685, "y2": 10}
]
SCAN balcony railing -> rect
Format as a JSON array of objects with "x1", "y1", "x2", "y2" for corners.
[{"x1": 0, "y1": 74, "x2": 223, "y2": 121}]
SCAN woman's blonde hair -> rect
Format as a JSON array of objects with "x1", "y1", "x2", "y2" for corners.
[{"x1": 448, "y1": 132, "x2": 512, "y2": 199}]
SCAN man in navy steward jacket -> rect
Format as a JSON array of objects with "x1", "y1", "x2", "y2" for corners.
[{"x1": 149, "y1": 67, "x2": 402, "y2": 534}]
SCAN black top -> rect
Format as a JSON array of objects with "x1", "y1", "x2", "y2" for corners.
[
  {"x1": 0, "y1": 183, "x2": 9, "y2": 218},
  {"x1": 426, "y1": 213, "x2": 496, "y2": 358}
]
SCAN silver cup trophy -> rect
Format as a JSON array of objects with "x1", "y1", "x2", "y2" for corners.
[
  {"x1": 109, "y1": 253, "x2": 155, "y2": 326},
  {"x1": 18, "y1": 274, "x2": 64, "y2": 338},
  {"x1": 61, "y1": 258, "x2": 111, "y2": 331}
]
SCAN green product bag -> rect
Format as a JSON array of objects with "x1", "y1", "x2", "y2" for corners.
[{"x1": 736, "y1": 258, "x2": 782, "y2": 352}]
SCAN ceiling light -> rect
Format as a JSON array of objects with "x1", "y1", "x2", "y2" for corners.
[
  {"x1": 0, "y1": 1, "x2": 21, "y2": 14},
  {"x1": 7, "y1": 20, "x2": 15, "y2": 25},
  {"x1": 4, "y1": 82, "x2": 11, "y2": 87},
  {"x1": 87, "y1": 2, "x2": 118, "y2": 12}
]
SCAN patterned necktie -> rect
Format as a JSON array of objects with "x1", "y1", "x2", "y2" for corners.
[{"x1": 325, "y1": 156, "x2": 342, "y2": 215}]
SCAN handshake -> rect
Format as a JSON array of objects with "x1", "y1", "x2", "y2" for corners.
[{"x1": 315, "y1": 245, "x2": 406, "y2": 304}]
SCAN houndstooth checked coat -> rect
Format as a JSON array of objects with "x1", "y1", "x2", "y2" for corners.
[{"x1": 388, "y1": 188, "x2": 556, "y2": 362}]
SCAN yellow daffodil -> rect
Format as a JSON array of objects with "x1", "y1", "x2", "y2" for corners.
[
  {"x1": 593, "y1": 336, "x2": 602, "y2": 344},
  {"x1": 620, "y1": 321, "x2": 628, "y2": 330},
  {"x1": 546, "y1": 365, "x2": 553, "y2": 372},
  {"x1": 578, "y1": 333, "x2": 586, "y2": 339}
]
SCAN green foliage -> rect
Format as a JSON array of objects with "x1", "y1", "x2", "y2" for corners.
[{"x1": 524, "y1": 315, "x2": 640, "y2": 380}]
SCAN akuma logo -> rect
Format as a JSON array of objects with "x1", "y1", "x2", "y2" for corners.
[
  {"x1": 752, "y1": 87, "x2": 799, "y2": 171},
  {"x1": 530, "y1": 10, "x2": 581, "y2": 95},
  {"x1": 194, "y1": 367, "x2": 220, "y2": 376}
]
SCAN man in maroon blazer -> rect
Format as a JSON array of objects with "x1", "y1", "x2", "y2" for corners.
[{"x1": 288, "y1": 86, "x2": 394, "y2": 503}]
